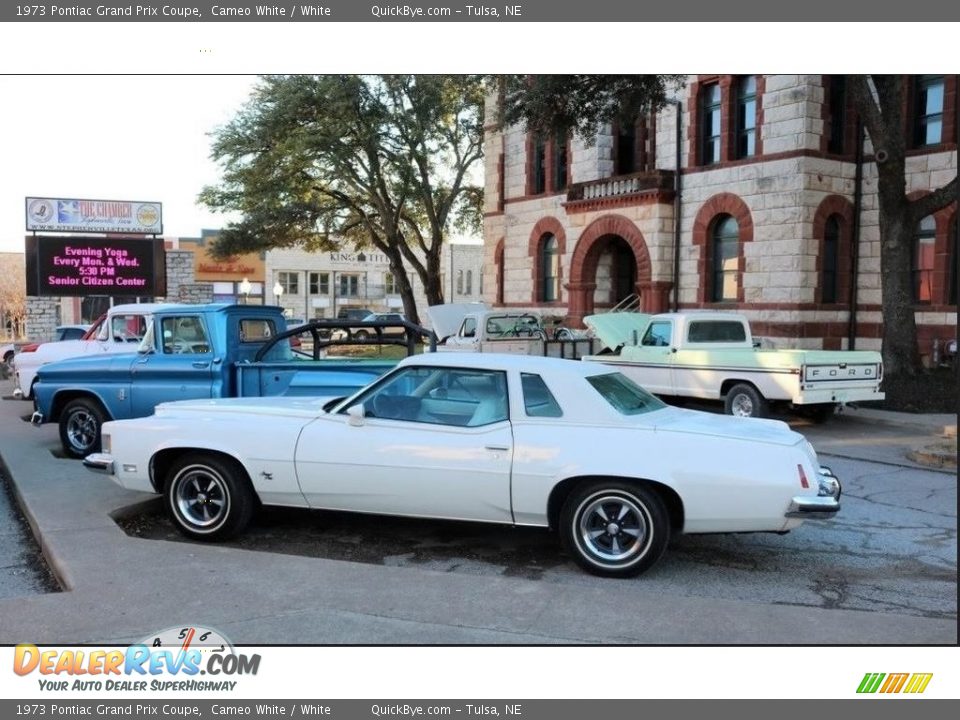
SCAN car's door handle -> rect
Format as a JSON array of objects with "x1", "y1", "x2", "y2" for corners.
[
  {"x1": 484, "y1": 445, "x2": 510, "y2": 452},
  {"x1": 192, "y1": 361, "x2": 210, "y2": 369}
]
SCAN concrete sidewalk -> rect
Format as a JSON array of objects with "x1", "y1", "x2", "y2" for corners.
[{"x1": 0, "y1": 393, "x2": 955, "y2": 645}]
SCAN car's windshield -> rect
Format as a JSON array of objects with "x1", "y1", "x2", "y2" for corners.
[{"x1": 586, "y1": 372, "x2": 666, "y2": 415}]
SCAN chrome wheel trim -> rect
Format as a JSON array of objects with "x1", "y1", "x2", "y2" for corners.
[
  {"x1": 730, "y1": 393, "x2": 754, "y2": 417},
  {"x1": 173, "y1": 465, "x2": 230, "y2": 531},
  {"x1": 66, "y1": 409, "x2": 98, "y2": 452},
  {"x1": 575, "y1": 492, "x2": 652, "y2": 567}
]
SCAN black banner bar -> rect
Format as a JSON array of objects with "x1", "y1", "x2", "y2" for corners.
[{"x1": 0, "y1": 0, "x2": 955, "y2": 22}]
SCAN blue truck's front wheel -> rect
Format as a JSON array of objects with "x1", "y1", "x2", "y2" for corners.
[{"x1": 59, "y1": 398, "x2": 106, "y2": 459}]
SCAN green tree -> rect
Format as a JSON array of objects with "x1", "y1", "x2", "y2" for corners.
[
  {"x1": 200, "y1": 75, "x2": 485, "y2": 324},
  {"x1": 497, "y1": 74, "x2": 685, "y2": 140},
  {"x1": 847, "y1": 75, "x2": 958, "y2": 383}
]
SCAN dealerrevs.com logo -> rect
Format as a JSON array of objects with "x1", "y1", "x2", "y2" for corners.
[
  {"x1": 857, "y1": 673, "x2": 933, "y2": 694},
  {"x1": 13, "y1": 626, "x2": 260, "y2": 692}
]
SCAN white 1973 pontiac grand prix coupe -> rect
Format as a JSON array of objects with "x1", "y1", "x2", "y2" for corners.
[{"x1": 84, "y1": 353, "x2": 840, "y2": 577}]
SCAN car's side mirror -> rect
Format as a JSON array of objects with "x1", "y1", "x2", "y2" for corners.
[{"x1": 347, "y1": 403, "x2": 366, "y2": 427}]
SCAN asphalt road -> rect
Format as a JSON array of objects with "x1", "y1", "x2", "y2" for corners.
[
  {"x1": 0, "y1": 387, "x2": 955, "y2": 643},
  {"x1": 0, "y1": 461, "x2": 60, "y2": 599},
  {"x1": 117, "y1": 453, "x2": 956, "y2": 621}
]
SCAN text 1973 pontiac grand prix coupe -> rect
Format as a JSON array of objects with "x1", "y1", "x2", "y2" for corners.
[{"x1": 84, "y1": 353, "x2": 841, "y2": 577}]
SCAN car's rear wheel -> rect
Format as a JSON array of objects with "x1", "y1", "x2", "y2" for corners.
[
  {"x1": 353, "y1": 329, "x2": 370, "y2": 340},
  {"x1": 59, "y1": 398, "x2": 107, "y2": 459},
  {"x1": 164, "y1": 453, "x2": 255, "y2": 541},
  {"x1": 724, "y1": 383, "x2": 768, "y2": 418},
  {"x1": 560, "y1": 481, "x2": 670, "y2": 578}
]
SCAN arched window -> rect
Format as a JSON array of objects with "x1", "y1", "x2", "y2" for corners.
[
  {"x1": 466, "y1": 270, "x2": 473, "y2": 295},
  {"x1": 822, "y1": 215, "x2": 842, "y2": 304},
  {"x1": 913, "y1": 215, "x2": 936, "y2": 303},
  {"x1": 456, "y1": 270, "x2": 464, "y2": 295},
  {"x1": 540, "y1": 234, "x2": 560, "y2": 302},
  {"x1": 711, "y1": 215, "x2": 739, "y2": 302}
]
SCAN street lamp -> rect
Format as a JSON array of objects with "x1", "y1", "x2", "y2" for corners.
[{"x1": 239, "y1": 277, "x2": 251, "y2": 305}]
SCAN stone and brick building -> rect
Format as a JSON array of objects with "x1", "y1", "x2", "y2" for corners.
[{"x1": 483, "y1": 75, "x2": 958, "y2": 360}]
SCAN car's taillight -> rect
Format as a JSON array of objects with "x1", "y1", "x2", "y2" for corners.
[
  {"x1": 20, "y1": 343, "x2": 39, "y2": 353},
  {"x1": 797, "y1": 464, "x2": 809, "y2": 489}
]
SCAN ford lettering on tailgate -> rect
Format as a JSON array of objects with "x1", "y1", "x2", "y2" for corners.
[{"x1": 804, "y1": 363, "x2": 878, "y2": 383}]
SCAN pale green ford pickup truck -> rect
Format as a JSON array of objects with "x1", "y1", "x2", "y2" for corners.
[{"x1": 582, "y1": 311, "x2": 884, "y2": 420}]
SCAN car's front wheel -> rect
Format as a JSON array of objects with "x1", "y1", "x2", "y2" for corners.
[
  {"x1": 560, "y1": 481, "x2": 670, "y2": 578},
  {"x1": 59, "y1": 398, "x2": 107, "y2": 459},
  {"x1": 164, "y1": 453, "x2": 255, "y2": 541}
]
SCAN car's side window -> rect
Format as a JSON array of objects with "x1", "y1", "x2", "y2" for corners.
[
  {"x1": 461, "y1": 317, "x2": 477, "y2": 338},
  {"x1": 352, "y1": 366, "x2": 508, "y2": 428},
  {"x1": 520, "y1": 373, "x2": 563, "y2": 418},
  {"x1": 161, "y1": 316, "x2": 211, "y2": 355},
  {"x1": 111, "y1": 315, "x2": 145, "y2": 343},
  {"x1": 641, "y1": 321, "x2": 672, "y2": 347}
]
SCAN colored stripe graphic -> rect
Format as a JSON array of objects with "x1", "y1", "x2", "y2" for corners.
[
  {"x1": 857, "y1": 673, "x2": 885, "y2": 693},
  {"x1": 903, "y1": 674, "x2": 933, "y2": 694},
  {"x1": 857, "y1": 672, "x2": 933, "y2": 694},
  {"x1": 880, "y1": 673, "x2": 909, "y2": 693}
]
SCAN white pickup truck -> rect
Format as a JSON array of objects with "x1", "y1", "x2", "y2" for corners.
[
  {"x1": 427, "y1": 303, "x2": 547, "y2": 355},
  {"x1": 582, "y1": 311, "x2": 884, "y2": 420}
]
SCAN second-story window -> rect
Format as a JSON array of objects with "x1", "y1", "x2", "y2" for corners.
[
  {"x1": 552, "y1": 133, "x2": 568, "y2": 191},
  {"x1": 711, "y1": 215, "x2": 740, "y2": 302},
  {"x1": 540, "y1": 234, "x2": 560, "y2": 302},
  {"x1": 339, "y1": 273, "x2": 360, "y2": 297},
  {"x1": 309, "y1": 272, "x2": 329, "y2": 295},
  {"x1": 826, "y1": 75, "x2": 847, "y2": 154},
  {"x1": 914, "y1": 75, "x2": 945, "y2": 147},
  {"x1": 532, "y1": 134, "x2": 547, "y2": 194},
  {"x1": 615, "y1": 120, "x2": 638, "y2": 175},
  {"x1": 278, "y1": 271, "x2": 299, "y2": 295},
  {"x1": 913, "y1": 215, "x2": 936, "y2": 303},
  {"x1": 822, "y1": 215, "x2": 842, "y2": 304},
  {"x1": 736, "y1": 76, "x2": 757, "y2": 159},
  {"x1": 699, "y1": 83, "x2": 722, "y2": 165}
]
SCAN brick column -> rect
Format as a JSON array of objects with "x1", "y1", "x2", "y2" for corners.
[
  {"x1": 639, "y1": 281, "x2": 673, "y2": 313},
  {"x1": 564, "y1": 281, "x2": 597, "y2": 328}
]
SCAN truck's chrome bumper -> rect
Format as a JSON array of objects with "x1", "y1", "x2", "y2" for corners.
[
  {"x1": 786, "y1": 467, "x2": 841, "y2": 518},
  {"x1": 30, "y1": 411, "x2": 44, "y2": 426},
  {"x1": 82, "y1": 453, "x2": 115, "y2": 476}
]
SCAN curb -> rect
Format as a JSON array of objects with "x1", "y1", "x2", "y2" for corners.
[{"x1": 841, "y1": 406, "x2": 956, "y2": 434}]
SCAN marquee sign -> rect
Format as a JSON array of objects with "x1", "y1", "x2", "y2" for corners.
[
  {"x1": 26, "y1": 196, "x2": 163, "y2": 234},
  {"x1": 25, "y1": 236, "x2": 167, "y2": 297}
]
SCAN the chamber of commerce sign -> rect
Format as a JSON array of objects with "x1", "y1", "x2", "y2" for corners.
[{"x1": 26, "y1": 197, "x2": 163, "y2": 234}]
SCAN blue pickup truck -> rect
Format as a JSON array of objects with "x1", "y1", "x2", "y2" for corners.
[{"x1": 31, "y1": 303, "x2": 431, "y2": 458}]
